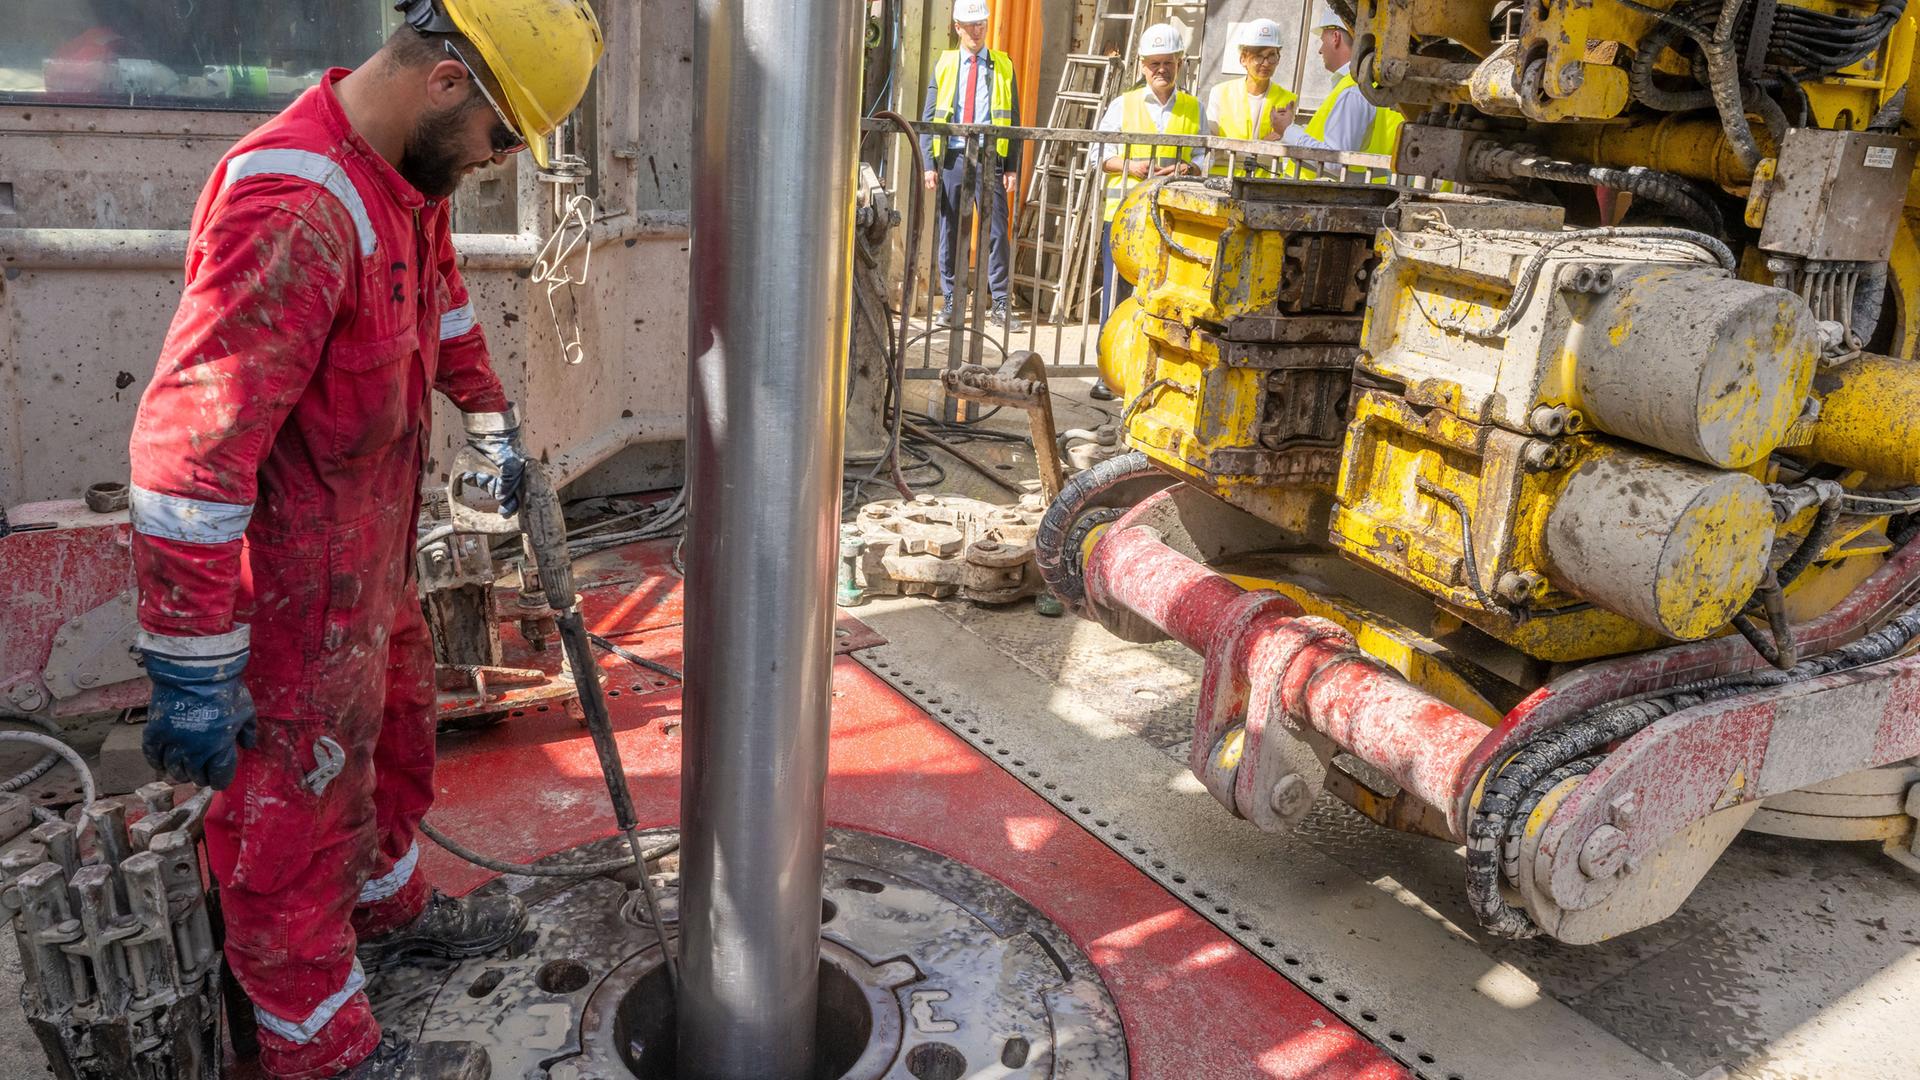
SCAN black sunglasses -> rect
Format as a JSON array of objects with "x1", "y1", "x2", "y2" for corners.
[{"x1": 443, "y1": 40, "x2": 528, "y2": 156}]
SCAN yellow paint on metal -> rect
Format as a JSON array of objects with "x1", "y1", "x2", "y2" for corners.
[
  {"x1": 1799, "y1": 9, "x2": 1916, "y2": 133},
  {"x1": 1893, "y1": 214, "x2": 1919, "y2": 357},
  {"x1": 1650, "y1": 471, "x2": 1778, "y2": 639},
  {"x1": 1783, "y1": 546, "x2": 1887, "y2": 622},
  {"x1": 1456, "y1": 606, "x2": 1668, "y2": 664},
  {"x1": 1213, "y1": 727, "x2": 1247, "y2": 772},
  {"x1": 1537, "y1": 116, "x2": 1761, "y2": 195},
  {"x1": 1110, "y1": 183, "x2": 1286, "y2": 325},
  {"x1": 1804, "y1": 353, "x2": 1920, "y2": 482},
  {"x1": 1097, "y1": 297, "x2": 1151, "y2": 399}
]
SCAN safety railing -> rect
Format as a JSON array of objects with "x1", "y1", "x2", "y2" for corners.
[{"x1": 860, "y1": 118, "x2": 1400, "y2": 414}]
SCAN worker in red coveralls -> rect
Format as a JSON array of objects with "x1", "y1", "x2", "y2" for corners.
[{"x1": 125, "y1": 3, "x2": 602, "y2": 1077}]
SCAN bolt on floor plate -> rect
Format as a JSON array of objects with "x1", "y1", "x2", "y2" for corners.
[{"x1": 369, "y1": 828, "x2": 1127, "y2": 1078}]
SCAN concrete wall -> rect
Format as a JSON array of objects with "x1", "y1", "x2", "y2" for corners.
[{"x1": 0, "y1": 0, "x2": 691, "y2": 506}]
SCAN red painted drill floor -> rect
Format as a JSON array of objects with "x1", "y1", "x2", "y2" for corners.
[{"x1": 416, "y1": 541, "x2": 1407, "y2": 1080}]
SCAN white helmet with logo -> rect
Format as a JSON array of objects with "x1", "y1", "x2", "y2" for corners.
[
  {"x1": 1138, "y1": 23, "x2": 1185, "y2": 58},
  {"x1": 1235, "y1": 19, "x2": 1283, "y2": 50},
  {"x1": 952, "y1": 0, "x2": 990, "y2": 23},
  {"x1": 1311, "y1": 2, "x2": 1351, "y2": 33}
]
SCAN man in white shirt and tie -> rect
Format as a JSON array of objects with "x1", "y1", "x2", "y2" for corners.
[{"x1": 921, "y1": 0, "x2": 1024, "y2": 330}]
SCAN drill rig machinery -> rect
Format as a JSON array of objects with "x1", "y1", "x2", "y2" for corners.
[{"x1": 1042, "y1": 0, "x2": 1920, "y2": 944}]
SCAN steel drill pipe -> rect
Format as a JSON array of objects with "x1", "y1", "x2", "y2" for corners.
[
  {"x1": 680, "y1": 0, "x2": 861, "y2": 1074},
  {"x1": 1082, "y1": 506, "x2": 1490, "y2": 838}
]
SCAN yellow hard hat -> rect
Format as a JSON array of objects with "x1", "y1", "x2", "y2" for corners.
[{"x1": 404, "y1": 0, "x2": 606, "y2": 168}]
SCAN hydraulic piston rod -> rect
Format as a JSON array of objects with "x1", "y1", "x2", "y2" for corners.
[{"x1": 680, "y1": 0, "x2": 861, "y2": 1074}]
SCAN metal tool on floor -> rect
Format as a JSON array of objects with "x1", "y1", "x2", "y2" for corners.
[
  {"x1": 512, "y1": 459, "x2": 680, "y2": 991},
  {"x1": 1, "y1": 782, "x2": 221, "y2": 1079},
  {"x1": 940, "y1": 350, "x2": 1069, "y2": 501}
]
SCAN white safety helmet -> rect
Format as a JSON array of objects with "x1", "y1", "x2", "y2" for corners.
[
  {"x1": 1235, "y1": 19, "x2": 1283, "y2": 50},
  {"x1": 1311, "y1": 2, "x2": 1350, "y2": 34},
  {"x1": 1138, "y1": 23, "x2": 1185, "y2": 58},
  {"x1": 952, "y1": 0, "x2": 990, "y2": 23}
]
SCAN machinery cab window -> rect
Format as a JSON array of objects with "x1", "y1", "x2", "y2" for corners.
[{"x1": 1, "y1": 2, "x2": 389, "y2": 110}]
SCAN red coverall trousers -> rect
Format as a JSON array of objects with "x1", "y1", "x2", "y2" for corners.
[{"x1": 127, "y1": 71, "x2": 508, "y2": 1079}]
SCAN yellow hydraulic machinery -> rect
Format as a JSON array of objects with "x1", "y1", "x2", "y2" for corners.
[{"x1": 1040, "y1": 0, "x2": 1920, "y2": 944}]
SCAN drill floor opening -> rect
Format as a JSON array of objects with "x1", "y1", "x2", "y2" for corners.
[
  {"x1": 367, "y1": 828, "x2": 1129, "y2": 1078},
  {"x1": 614, "y1": 945, "x2": 878, "y2": 1079}
]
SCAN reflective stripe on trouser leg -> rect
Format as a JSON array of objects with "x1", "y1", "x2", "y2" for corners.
[
  {"x1": 204, "y1": 714, "x2": 383, "y2": 1076},
  {"x1": 255, "y1": 960, "x2": 367, "y2": 1045},
  {"x1": 356, "y1": 842, "x2": 418, "y2": 904}
]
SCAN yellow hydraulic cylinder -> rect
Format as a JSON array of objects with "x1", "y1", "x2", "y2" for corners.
[
  {"x1": 1534, "y1": 116, "x2": 1761, "y2": 193},
  {"x1": 1806, "y1": 353, "x2": 1920, "y2": 483}
]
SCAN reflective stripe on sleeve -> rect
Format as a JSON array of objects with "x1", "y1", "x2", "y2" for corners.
[
  {"x1": 130, "y1": 484, "x2": 253, "y2": 545},
  {"x1": 222, "y1": 148, "x2": 378, "y2": 257},
  {"x1": 439, "y1": 302, "x2": 477, "y2": 341}
]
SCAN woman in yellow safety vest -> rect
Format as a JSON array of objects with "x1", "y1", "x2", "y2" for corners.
[
  {"x1": 1205, "y1": 19, "x2": 1297, "y2": 178},
  {"x1": 1281, "y1": 4, "x2": 1403, "y2": 183}
]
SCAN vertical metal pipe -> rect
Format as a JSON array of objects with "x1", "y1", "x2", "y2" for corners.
[{"x1": 682, "y1": 0, "x2": 860, "y2": 1073}]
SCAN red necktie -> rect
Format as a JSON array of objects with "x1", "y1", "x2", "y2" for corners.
[{"x1": 963, "y1": 55, "x2": 979, "y2": 125}]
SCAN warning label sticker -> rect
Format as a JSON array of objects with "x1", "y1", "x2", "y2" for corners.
[{"x1": 1864, "y1": 145, "x2": 1899, "y2": 169}]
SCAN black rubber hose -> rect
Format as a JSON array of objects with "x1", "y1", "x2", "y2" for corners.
[
  {"x1": 1417, "y1": 479, "x2": 1505, "y2": 611},
  {"x1": 1630, "y1": 19, "x2": 1714, "y2": 111},
  {"x1": 1851, "y1": 261, "x2": 1890, "y2": 348},
  {"x1": 1777, "y1": 497, "x2": 1844, "y2": 590},
  {"x1": 1706, "y1": 0, "x2": 1765, "y2": 170},
  {"x1": 420, "y1": 819, "x2": 678, "y2": 879},
  {"x1": 1495, "y1": 151, "x2": 1725, "y2": 235},
  {"x1": 874, "y1": 109, "x2": 931, "y2": 500},
  {"x1": 1467, "y1": 596, "x2": 1920, "y2": 937},
  {"x1": 1033, "y1": 450, "x2": 1159, "y2": 613}
]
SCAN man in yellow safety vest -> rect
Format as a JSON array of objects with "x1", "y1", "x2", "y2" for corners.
[
  {"x1": 1205, "y1": 19, "x2": 1297, "y2": 177},
  {"x1": 1095, "y1": 20, "x2": 1205, "y2": 400},
  {"x1": 922, "y1": 0, "x2": 1024, "y2": 330},
  {"x1": 1282, "y1": 3, "x2": 1403, "y2": 182}
]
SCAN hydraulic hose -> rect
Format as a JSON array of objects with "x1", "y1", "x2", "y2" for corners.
[
  {"x1": 419, "y1": 818, "x2": 677, "y2": 879},
  {"x1": 0, "y1": 713, "x2": 71, "y2": 793},
  {"x1": 1034, "y1": 450, "x2": 1163, "y2": 614},
  {"x1": 0, "y1": 729, "x2": 96, "y2": 811},
  {"x1": 1704, "y1": 0, "x2": 1765, "y2": 171},
  {"x1": 872, "y1": 109, "x2": 930, "y2": 500},
  {"x1": 1472, "y1": 145, "x2": 1727, "y2": 235},
  {"x1": 1467, "y1": 598, "x2": 1920, "y2": 937}
]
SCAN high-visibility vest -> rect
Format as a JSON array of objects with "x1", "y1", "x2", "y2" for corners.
[
  {"x1": 1205, "y1": 79, "x2": 1298, "y2": 177},
  {"x1": 931, "y1": 49, "x2": 1017, "y2": 158},
  {"x1": 1289, "y1": 74, "x2": 1403, "y2": 183},
  {"x1": 1104, "y1": 87, "x2": 1202, "y2": 221}
]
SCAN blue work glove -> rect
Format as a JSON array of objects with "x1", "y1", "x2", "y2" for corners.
[
  {"x1": 459, "y1": 406, "x2": 529, "y2": 516},
  {"x1": 141, "y1": 640, "x2": 257, "y2": 790}
]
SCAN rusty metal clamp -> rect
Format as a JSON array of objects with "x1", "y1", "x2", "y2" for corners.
[
  {"x1": 939, "y1": 350, "x2": 1068, "y2": 501},
  {"x1": 304, "y1": 737, "x2": 346, "y2": 796}
]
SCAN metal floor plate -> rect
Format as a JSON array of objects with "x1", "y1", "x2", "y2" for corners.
[
  {"x1": 851, "y1": 596, "x2": 1920, "y2": 1080},
  {"x1": 368, "y1": 829, "x2": 1127, "y2": 1079}
]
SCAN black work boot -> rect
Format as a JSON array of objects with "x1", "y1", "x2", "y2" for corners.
[
  {"x1": 341, "y1": 1033, "x2": 490, "y2": 1080},
  {"x1": 357, "y1": 889, "x2": 527, "y2": 971}
]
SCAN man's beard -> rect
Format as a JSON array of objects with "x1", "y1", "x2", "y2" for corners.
[{"x1": 398, "y1": 101, "x2": 479, "y2": 198}]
